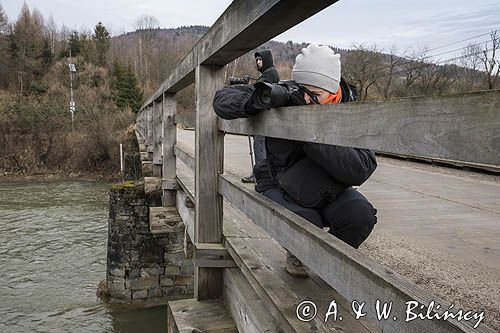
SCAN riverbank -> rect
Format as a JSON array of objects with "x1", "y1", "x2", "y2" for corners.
[{"x1": 0, "y1": 170, "x2": 122, "y2": 183}]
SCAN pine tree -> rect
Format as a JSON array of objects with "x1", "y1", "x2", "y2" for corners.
[
  {"x1": 111, "y1": 61, "x2": 143, "y2": 112},
  {"x1": 124, "y1": 64, "x2": 144, "y2": 112},
  {"x1": 68, "y1": 30, "x2": 82, "y2": 56},
  {"x1": 40, "y1": 38, "x2": 53, "y2": 69},
  {"x1": 111, "y1": 61, "x2": 127, "y2": 108},
  {"x1": 93, "y1": 22, "x2": 110, "y2": 66}
]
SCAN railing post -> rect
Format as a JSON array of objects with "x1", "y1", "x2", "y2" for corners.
[
  {"x1": 194, "y1": 64, "x2": 225, "y2": 300},
  {"x1": 135, "y1": 111, "x2": 144, "y2": 147},
  {"x1": 146, "y1": 106, "x2": 154, "y2": 160},
  {"x1": 153, "y1": 100, "x2": 163, "y2": 177},
  {"x1": 162, "y1": 93, "x2": 177, "y2": 207}
]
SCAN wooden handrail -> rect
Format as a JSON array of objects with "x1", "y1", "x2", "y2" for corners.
[
  {"x1": 219, "y1": 89, "x2": 500, "y2": 167},
  {"x1": 174, "y1": 143, "x2": 195, "y2": 172}
]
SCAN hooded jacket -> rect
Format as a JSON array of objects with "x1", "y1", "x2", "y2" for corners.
[
  {"x1": 213, "y1": 78, "x2": 376, "y2": 194},
  {"x1": 254, "y1": 50, "x2": 280, "y2": 84}
]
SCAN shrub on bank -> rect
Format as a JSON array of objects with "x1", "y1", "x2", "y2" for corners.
[{"x1": 0, "y1": 95, "x2": 135, "y2": 174}]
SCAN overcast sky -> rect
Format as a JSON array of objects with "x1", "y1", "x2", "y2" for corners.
[{"x1": 2, "y1": 0, "x2": 500, "y2": 61}]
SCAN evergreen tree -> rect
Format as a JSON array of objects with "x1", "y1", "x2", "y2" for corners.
[
  {"x1": 7, "y1": 26, "x2": 18, "y2": 60},
  {"x1": 111, "y1": 61, "x2": 143, "y2": 112},
  {"x1": 79, "y1": 31, "x2": 94, "y2": 64},
  {"x1": 93, "y1": 22, "x2": 110, "y2": 66},
  {"x1": 40, "y1": 38, "x2": 53, "y2": 68},
  {"x1": 68, "y1": 30, "x2": 82, "y2": 56}
]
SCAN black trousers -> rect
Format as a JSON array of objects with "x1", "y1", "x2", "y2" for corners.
[{"x1": 262, "y1": 187, "x2": 377, "y2": 249}]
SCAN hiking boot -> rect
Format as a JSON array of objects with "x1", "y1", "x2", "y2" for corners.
[
  {"x1": 241, "y1": 174, "x2": 256, "y2": 183},
  {"x1": 285, "y1": 251, "x2": 309, "y2": 278}
]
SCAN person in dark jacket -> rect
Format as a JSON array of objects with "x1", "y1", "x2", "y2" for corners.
[
  {"x1": 254, "y1": 49, "x2": 280, "y2": 84},
  {"x1": 213, "y1": 44, "x2": 377, "y2": 278},
  {"x1": 242, "y1": 50, "x2": 280, "y2": 183}
]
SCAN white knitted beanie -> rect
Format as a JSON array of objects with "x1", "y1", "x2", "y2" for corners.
[{"x1": 291, "y1": 44, "x2": 341, "y2": 93}]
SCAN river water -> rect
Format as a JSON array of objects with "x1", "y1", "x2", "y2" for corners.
[{"x1": 0, "y1": 180, "x2": 166, "y2": 333}]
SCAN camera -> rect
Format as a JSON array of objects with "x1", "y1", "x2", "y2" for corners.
[
  {"x1": 228, "y1": 75, "x2": 251, "y2": 85},
  {"x1": 252, "y1": 80, "x2": 303, "y2": 109}
]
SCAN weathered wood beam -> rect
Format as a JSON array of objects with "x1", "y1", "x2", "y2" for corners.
[
  {"x1": 194, "y1": 64, "x2": 225, "y2": 300},
  {"x1": 174, "y1": 143, "x2": 195, "y2": 172},
  {"x1": 193, "y1": 243, "x2": 236, "y2": 268},
  {"x1": 146, "y1": 107, "x2": 153, "y2": 157},
  {"x1": 167, "y1": 298, "x2": 237, "y2": 333},
  {"x1": 218, "y1": 173, "x2": 495, "y2": 333},
  {"x1": 223, "y1": 269, "x2": 279, "y2": 333},
  {"x1": 176, "y1": 189, "x2": 195, "y2": 246},
  {"x1": 141, "y1": 0, "x2": 338, "y2": 109},
  {"x1": 162, "y1": 93, "x2": 177, "y2": 206},
  {"x1": 135, "y1": 111, "x2": 146, "y2": 144},
  {"x1": 219, "y1": 90, "x2": 500, "y2": 167},
  {"x1": 176, "y1": 174, "x2": 195, "y2": 206},
  {"x1": 152, "y1": 100, "x2": 163, "y2": 177}
]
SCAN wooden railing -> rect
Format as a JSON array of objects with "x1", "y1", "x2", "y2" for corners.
[{"x1": 136, "y1": 1, "x2": 499, "y2": 332}]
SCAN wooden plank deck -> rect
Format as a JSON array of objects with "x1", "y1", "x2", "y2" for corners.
[
  {"x1": 224, "y1": 208, "x2": 380, "y2": 332},
  {"x1": 168, "y1": 298, "x2": 237, "y2": 333}
]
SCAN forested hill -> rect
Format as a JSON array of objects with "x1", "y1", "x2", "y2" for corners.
[{"x1": 111, "y1": 25, "x2": 494, "y2": 103}]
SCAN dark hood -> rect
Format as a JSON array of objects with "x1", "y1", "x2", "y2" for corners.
[{"x1": 254, "y1": 49, "x2": 274, "y2": 73}]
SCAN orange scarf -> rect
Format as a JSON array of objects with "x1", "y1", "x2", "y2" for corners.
[{"x1": 321, "y1": 86, "x2": 342, "y2": 105}]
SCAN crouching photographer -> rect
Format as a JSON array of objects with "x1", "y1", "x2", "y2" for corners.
[{"x1": 213, "y1": 44, "x2": 377, "y2": 278}]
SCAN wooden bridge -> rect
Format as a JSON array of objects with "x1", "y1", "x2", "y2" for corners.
[{"x1": 134, "y1": 1, "x2": 499, "y2": 332}]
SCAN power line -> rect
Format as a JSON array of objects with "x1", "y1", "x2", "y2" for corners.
[
  {"x1": 373, "y1": 33, "x2": 498, "y2": 75},
  {"x1": 381, "y1": 29, "x2": 499, "y2": 70},
  {"x1": 389, "y1": 48, "x2": 488, "y2": 78},
  {"x1": 435, "y1": 48, "x2": 488, "y2": 65},
  {"x1": 426, "y1": 31, "x2": 496, "y2": 52},
  {"x1": 424, "y1": 39, "x2": 491, "y2": 60}
]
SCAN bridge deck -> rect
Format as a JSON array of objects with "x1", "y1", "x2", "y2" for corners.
[{"x1": 177, "y1": 128, "x2": 500, "y2": 330}]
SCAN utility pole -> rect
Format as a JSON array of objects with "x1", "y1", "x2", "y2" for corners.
[{"x1": 68, "y1": 49, "x2": 76, "y2": 131}]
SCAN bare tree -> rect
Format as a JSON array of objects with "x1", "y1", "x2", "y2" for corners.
[
  {"x1": 457, "y1": 43, "x2": 482, "y2": 91},
  {"x1": 133, "y1": 15, "x2": 160, "y2": 85},
  {"x1": 415, "y1": 63, "x2": 456, "y2": 95},
  {"x1": 475, "y1": 30, "x2": 500, "y2": 89},
  {"x1": 0, "y1": 4, "x2": 8, "y2": 34},
  {"x1": 343, "y1": 44, "x2": 383, "y2": 100},
  {"x1": 134, "y1": 15, "x2": 160, "y2": 31},
  {"x1": 377, "y1": 45, "x2": 405, "y2": 98},
  {"x1": 45, "y1": 15, "x2": 57, "y2": 54}
]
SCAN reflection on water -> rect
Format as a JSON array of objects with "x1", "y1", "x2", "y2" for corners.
[{"x1": 0, "y1": 180, "x2": 166, "y2": 333}]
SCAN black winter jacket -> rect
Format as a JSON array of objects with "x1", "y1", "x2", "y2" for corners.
[
  {"x1": 213, "y1": 78, "x2": 377, "y2": 193},
  {"x1": 254, "y1": 50, "x2": 280, "y2": 84}
]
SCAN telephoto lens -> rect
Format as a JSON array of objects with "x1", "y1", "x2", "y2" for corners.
[
  {"x1": 262, "y1": 84, "x2": 289, "y2": 106},
  {"x1": 228, "y1": 76, "x2": 250, "y2": 85},
  {"x1": 253, "y1": 81, "x2": 300, "y2": 109}
]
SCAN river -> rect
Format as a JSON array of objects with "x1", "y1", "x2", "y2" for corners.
[{"x1": 0, "y1": 179, "x2": 166, "y2": 333}]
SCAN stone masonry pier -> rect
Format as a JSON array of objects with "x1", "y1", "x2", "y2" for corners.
[{"x1": 105, "y1": 180, "x2": 194, "y2": 304}]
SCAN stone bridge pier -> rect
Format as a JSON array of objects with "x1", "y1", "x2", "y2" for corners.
[{"x1": 102, "y1": 179, "x2": 193, "y2": 304}]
